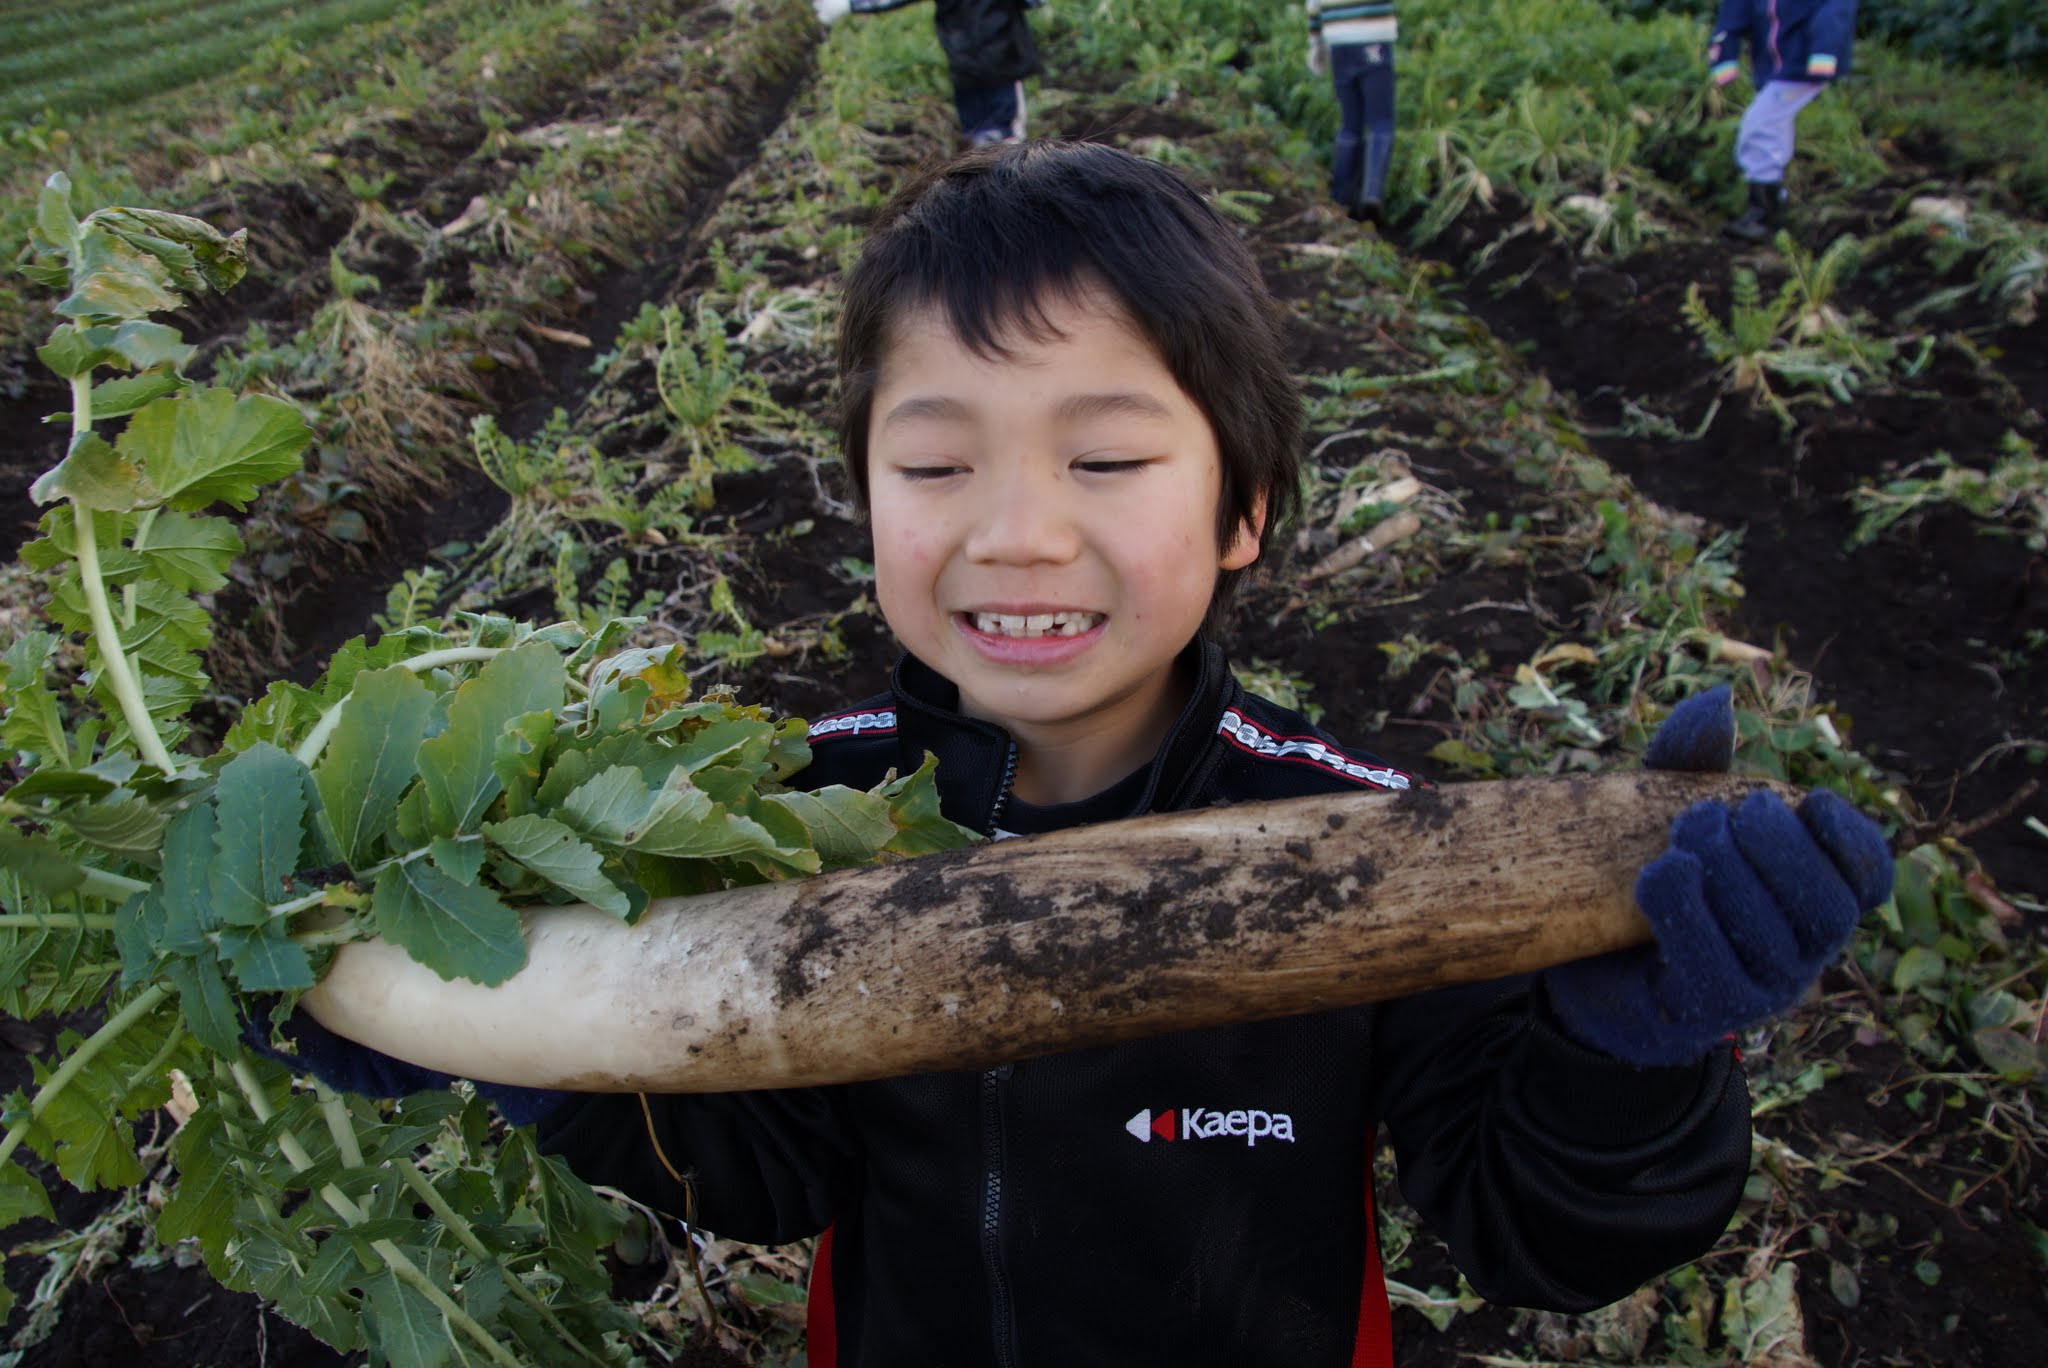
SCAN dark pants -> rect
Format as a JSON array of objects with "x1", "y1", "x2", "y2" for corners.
[
  {"x1": 955, "y1": 79, "x2": 1023, "y2": 143},
  {"x1": 1330, "y1": 42, "x2": 1396, "y2": 208}
]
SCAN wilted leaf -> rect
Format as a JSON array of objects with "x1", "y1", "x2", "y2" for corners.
[
  {"x1": 1719, "y1": 1261, "x2": 1812, "y2": 1366},
  {"x1": 29, "y1": 432, "x2": 161, "y2": 511},
  {"x1": 1970, "y1": 1027, "x2": 2043, "y2": 1080},
  {"x1": 1425, "y1": 738, "x2": 1500, "y2": 777},
  {"x1": 32, "y1": 171, "x2": 78, "y2": 253},
  {"x1": 1827, "y1": 1258, "x2": 1860, "y2": 1308},
  {"x1": 56, "y1": 225, "x2": 186, "y2": 319},
  {"x1": 1891, "y1": 945, "x2": 1948, "y2": 994},
  {"x1": 1890, "y1": 847, "x2": 1943, "y2": 946}
]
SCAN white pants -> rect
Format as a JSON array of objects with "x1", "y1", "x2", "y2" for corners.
[{"x1": 1735, "y1": 80, "x2": 1825, "y2": 184}]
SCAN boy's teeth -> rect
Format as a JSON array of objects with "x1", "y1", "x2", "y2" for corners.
[{"x1": 973, "y1": 611, "x2": 1101, "y2": 639}]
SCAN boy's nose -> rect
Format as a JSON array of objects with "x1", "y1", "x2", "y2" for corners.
[{"x1": 962, "y1": 466, "x2": 1082, "y2": 565}]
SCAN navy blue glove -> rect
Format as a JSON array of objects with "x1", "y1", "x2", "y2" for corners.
[
  {"x1": 1545, "y1": 686, "x2": 1894, "y2": 1066},
  {"x1": 244, "y1": 1001, "x2": 565, "y2": 1128}
]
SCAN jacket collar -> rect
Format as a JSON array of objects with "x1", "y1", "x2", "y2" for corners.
[{"x1": 888, "y1": 636, "x2": 1241, "y2": 833}]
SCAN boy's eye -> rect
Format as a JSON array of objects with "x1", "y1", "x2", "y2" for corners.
[
  {"x1": 1074, "y1": 457, "x2": 1152, "y2": 475},
  {"x1": 896, "y1": 464, "x2": 965, "y2": 481}
]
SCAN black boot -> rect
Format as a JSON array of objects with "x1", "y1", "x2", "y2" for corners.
[{"x1": 1723, "y1": 182, "x2": 1787, "y2": 243}]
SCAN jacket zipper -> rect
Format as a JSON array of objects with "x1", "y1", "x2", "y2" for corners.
[
  {"x1": 986, "y1": 742, "x2": 1018, "y2": 835},
  {"x1": 980, "y1": 1064, "x2": 1019, "y2": 1367},
  {"x1": 979, "y1": 742, "x2": 1019, "y2": 1366}
]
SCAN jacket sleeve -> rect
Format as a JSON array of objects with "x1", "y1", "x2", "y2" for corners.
[
  {"x1": 537, "y1": 1087, "x2": 861, "y2": 1246},
  {"x1": 1371, "y1": 975, "x2": 1750, "y2": 1311},
  {"x1": 1805, "y1": 0, "x2": 1857, "y2": 77},
  {"x1": 1707, "y1": 0, "x2": 1751, "y2": 72}
]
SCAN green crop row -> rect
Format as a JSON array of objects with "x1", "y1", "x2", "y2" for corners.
[
  {"x1": 0, "y1": 0, "x2": 232, "y2": 57},
  {"x1": 0, "y1": 0, "x2": 621, "y2": 367},
  {"x1": 0, "y1": 0, "x2": 421, "y2": 125},
  {"x1": 0, "y1": 0, "x2": 387, "y2": 89}
]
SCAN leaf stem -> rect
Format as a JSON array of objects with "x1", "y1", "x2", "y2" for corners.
[
  {"x1": 0, "y1": 912, "x2": 118, "y2": 931},
  {"x1": 315, "y1": 1086, "x2": 366, "y2": 1169},
  {"x1": 229, "y1": 1056, "x2": 318, "y2": 1171},
  {"x1": 65, "y1": 376, "x2": 178, "y2": 776},
  {"x1": 392, "y1": 1156, "x2": 612, "y2": 1367},
  {"x1": 81, "y1": 866, "x2": 151, "y2": 900},
  {"x1": 227, "y1": 1064, "x2": 527, "y2": 1367},
  {"x1": 0, "y1": 983, "x2": 170, "y2": 1169},
  {"x1": 363, "y1": 1228, "x2": 530, "y2": 1368},
  {"x1": 292, "y1": 646, "x2": 508, "y2": 768},
  {"x1": 121, "y1": 1021, "x2": 186, "y2": 1098}
]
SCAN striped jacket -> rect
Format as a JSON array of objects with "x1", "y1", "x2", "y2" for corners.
[{"x1": 1307, "y1": 0, "x2": 1396, "y2": 47}]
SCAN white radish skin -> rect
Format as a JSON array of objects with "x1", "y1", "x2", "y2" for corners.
[{"x1": 301, "y1": 771, "x2": 1790, "y2": 1092}]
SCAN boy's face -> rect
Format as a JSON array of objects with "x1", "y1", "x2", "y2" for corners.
[{"x1": 865, "y1": 290, "x2": 1260, "y2": 800}]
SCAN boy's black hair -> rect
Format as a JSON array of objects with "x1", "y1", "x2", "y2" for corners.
[{"x1": 836, "y1": 139, "x2": 1302, "y2": 631}]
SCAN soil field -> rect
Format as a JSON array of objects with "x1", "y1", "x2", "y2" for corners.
[{"x1": 1, "y1": 1, "x2": 2044, "y2": 1365}]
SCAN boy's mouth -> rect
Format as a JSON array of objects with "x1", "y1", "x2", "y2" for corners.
[{"x1": 967, "y1": 611, "x2": 1104, "y2": 640}]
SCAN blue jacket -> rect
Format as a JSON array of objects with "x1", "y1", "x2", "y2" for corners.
[{"x1": 1709, "y1": 0, "x2": 1858, "y2": 85}]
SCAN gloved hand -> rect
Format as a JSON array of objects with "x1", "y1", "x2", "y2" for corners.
[
  {"x1": 813, "y1": 0, "x2": 853, "y2": 24},
  {"x1": 244, "y1": 1000, "x2": 565, "y2": 1128},
  {"x1": 1544, "y1": 686, "x2": 1894, "y2": 1067},
  {"x1": 1307, "y1": 36, "x2": 1328, "y2": 79}
]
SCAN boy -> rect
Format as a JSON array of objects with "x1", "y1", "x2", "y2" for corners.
[
  {"x1": 1307, "y1": 0, "x2": 1399, "y2": 224},
  {"x1": 814, "y1": 0, "x2": 1042, "y2": 147},
  {"x1": 300, "y1": 142, "x2": 1892, "y2": 1365},
  {"x1": 1708, "y1": 0, "x2": 1859, "y2": 241}
]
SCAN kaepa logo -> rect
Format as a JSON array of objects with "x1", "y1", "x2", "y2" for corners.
[{"x1": 1125, "y1": 1106, "x2": 1296, "y2": 1147}]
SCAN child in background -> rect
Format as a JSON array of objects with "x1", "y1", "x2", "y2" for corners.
[
  {"x1": 814, "y1": 0, "x2": 1042, "y2": 147},
  {"x1": 1708, "y1": 0, "x2": 1859, "y2": 241},
  {"x1": 293, "y1": 141, "x2": 1894, "y2": 1366},
  {"x1": 1306, "y1": 1, "x2": 1398, "y2": 224}
]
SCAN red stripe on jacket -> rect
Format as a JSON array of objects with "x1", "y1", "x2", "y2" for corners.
[
  {"x1": 807, "y1": 1225, "x2": 838, "y2": 1367},
  {"x1": 1353, "y1": 1130, "x2": 1394, "y2": 1368}
]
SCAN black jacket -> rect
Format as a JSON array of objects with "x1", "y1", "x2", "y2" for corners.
[
  {"x1": 851, "y1": 0, "x2": 1041, "y2": 88},
  {"x1": 538, "y1": 640, "x2": 1751, "y2": 1368}
]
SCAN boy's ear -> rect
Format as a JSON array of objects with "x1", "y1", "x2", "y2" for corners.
[{"x1": 1219, "y1": 494, "x2": 1267, "y2": 572}]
